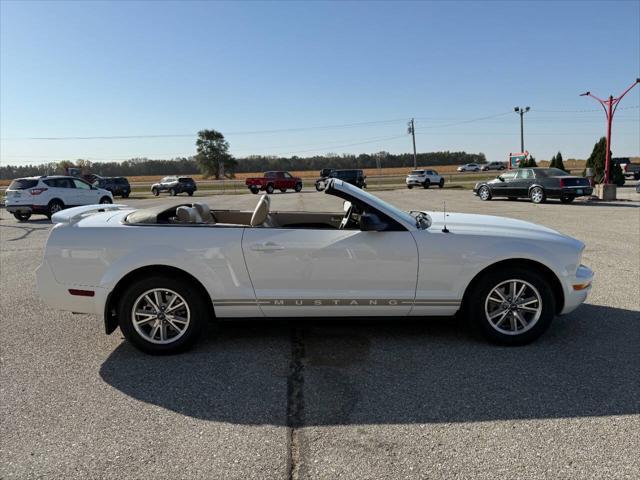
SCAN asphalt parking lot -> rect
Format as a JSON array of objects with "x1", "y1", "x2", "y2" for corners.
[{"x1": 1, "y1": 186, "x2": 639, "y2": 479}]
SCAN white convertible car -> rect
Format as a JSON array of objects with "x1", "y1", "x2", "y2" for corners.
[{"x1": 36, "y1": 179, "x2": 593, "y2": 354}]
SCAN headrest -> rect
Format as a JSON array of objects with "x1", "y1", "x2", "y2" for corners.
[
  {"x1": 193, "y1": 203, "x2": 213, "y2": 223},
  {"x1": 250, "y1": 195, "x2": 270, "y2": 226},
  {"x1": 176, "y1": 206, "x2": 202, "y2": 224}
]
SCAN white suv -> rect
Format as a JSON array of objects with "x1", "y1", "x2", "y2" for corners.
[
  {"x1": 5, "y1": 176, "x2": 113, "y2": 222},
  {"x1": 405, "y1": 169, "x2": 445, "y2": 189}
]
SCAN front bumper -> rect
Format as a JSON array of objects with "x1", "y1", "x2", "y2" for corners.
[{"x1": 560, "y1": 264, "x2": 593, "y2": 314}]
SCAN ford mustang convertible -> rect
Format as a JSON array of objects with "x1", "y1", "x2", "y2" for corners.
[{"x1": 36, "y1": 179, "x2": 593, "y2": 354}]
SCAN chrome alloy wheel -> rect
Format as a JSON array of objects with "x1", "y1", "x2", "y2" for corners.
[
  {"x1": 484, "y1": 279, "x2": 542, "y2": 335},
  {"x1": 131, "y1": 288, "x2": 191, "y2": 344},
  {"x1": 530, "y1": 187, "x2": 544, "y2": 203},
  {"x1": 479, "y1": 186, "x2": 491, "y2": 200},
  {"x1": 50, "y1": 203, "x2": 63, "y2": 214}
]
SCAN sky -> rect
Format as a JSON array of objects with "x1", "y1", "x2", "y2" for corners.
[{"x1": 1, "y1": 0, "x2": 639, "y2": 166}]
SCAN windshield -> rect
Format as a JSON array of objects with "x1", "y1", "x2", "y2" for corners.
[{"x1": 327, "y1": 180, "x2": 416, "y2": 228}]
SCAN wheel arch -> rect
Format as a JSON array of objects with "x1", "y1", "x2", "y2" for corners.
[
  {"x1": 103, "y1": 265, "x2": 215, "y2": 335},
  {"x1": 460, "y1": 258, "x2": 564, "y2": 315}
]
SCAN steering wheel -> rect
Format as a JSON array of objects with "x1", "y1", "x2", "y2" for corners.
[{"x1": 339, "y1": 203, "x2": 354, "y2": 230}]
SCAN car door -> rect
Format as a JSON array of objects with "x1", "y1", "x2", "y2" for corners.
[
  {"x1": 490, "y1": 171, "x2": 517, "y2": 197},
  {"x1": 242, "y1": 226, "x2": 418, "y2": 317},
  {"x1": 72, "y1": 178, "x2": 100, "y2": 204},
  {"x1": 512, "y1": 169, "x2": 535, "y2": 197}
]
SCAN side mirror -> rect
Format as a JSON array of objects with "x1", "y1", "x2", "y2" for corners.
[{"x1": 360, "y1": 212, "x2": 388, "y2": 232}]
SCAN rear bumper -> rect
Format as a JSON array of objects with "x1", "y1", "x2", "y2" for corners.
[
  {"x1": 6, "y1": 204, "x2": 48, "y2": 214},
  {"x1": 406, "y1": 178, "x2": 426, "y2": 185},
  {"x1": 560, "y1": 264, "x2": 593, "y2": 314},
  {"x1": 549, "y1": 187, "x2": 593, "y2": 198}
]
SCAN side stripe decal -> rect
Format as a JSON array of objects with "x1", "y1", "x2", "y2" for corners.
[{"x1": 213, "y1": 299, "x2": 461, "y2": 307}]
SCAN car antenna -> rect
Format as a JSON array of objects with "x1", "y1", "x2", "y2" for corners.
[{"x1": 442, "y1": 202, "x2": 450, "y2": 233}]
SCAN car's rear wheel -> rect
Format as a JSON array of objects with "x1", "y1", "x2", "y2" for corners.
[
  {"x1": 280, "y1": 188, "x2": 287, "y2": 193},
  {"x1": 560, "y1": 195, "x2": 574, "y2": 204},
  {"x1": 423, "y1": 180, "x2": 431, "y2": 189},
  {"x1": 13, "y1": 212, "x2": 31, "y2": 222},
  {"x1": 187, "y1": 191, "x2": 194, "y2": 196},
  {"x1": 478, "y1": 185, "x2": 492, "y2": 201},
  {"x1": 249, "y1": 186, "x2": 259, "y2": 194},
  {"x1": 99, "y1": 196, "x2": 112, "y2": 204},
  {"x1": 266, "y1": 184, "x2": 275, "y2": 194},
  {"x1": 439, "y1": 178, "x2": 445, "y2": 188},
  {"x1": 530, "y1": 186, "x2": 546, "y2": 204},
  {"x1": 46, "y1": 199, "x2": 64, "y2": 219},
  {"x1": 152, "y1": 188, "x2": 159, "y2": 196},
  {"x1": 118, "y1": 276, "x2": 208, "y2": 354},
  {"x1": 122, "y1": 193, "x2": 130, "y2": 198},
  {"x1": 295, "y1": 183, "x2": 302, "y2": 192},
  {"x1": 407, "y1": 185, "x2": 413, "y2": 189},
  {"x1": 169, "y1": 188, "x2": 176, "y2": 196},
  {"x1": 466, "y1": 266, "x2": 555, "y2": 345}
]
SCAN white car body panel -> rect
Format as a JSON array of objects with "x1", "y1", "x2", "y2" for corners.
[
  {"x1": 405, "y1": 170, "x2": 443, "y2": 187},
  {"x1": 36, "y1": 180, "x2": 592, "y2": 329}
]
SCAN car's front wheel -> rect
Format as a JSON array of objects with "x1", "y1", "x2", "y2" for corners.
[
  {"x1": 13, "y1": 212, "x2": 31, "y2": 222},
  {"x1": 294, "y1": 183, "x2": 302, "y2": 192},
  {"x1": 466, "y1": 266, "x2": 555, "y2": 345},
  {"x1": 169, "y1": 188, "x2": 176, "y2": 196},
  {"x1": 118, "y1": 275, "x2": 209, "y2": 354},
  {"x1": 478, "y1": 185, "x2": 492, "y2": 201},
  {"x1": 407, "y1": 185, "x2": 413, "y2": 189},
  {"x1": 249, "y1": 186, "x2": 259, "y2": 194},
  {"x1": 152, "y1": 188, "x2": 159, "y2": 196},
  {"x1": 315, "y1": 182, "x2": 324, "y2": 191},
  {"x1": 266, "y1": 184, "x2": 275, "y2": 194},
  {"x1": 99, "y1": 196, "x2": 112, "y2": 204},
  {"x1": 530, "y1": 186, "x2": 546, "y2": 204}
]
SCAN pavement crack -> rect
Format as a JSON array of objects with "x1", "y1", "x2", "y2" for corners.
[{"x1": 286, "y1": 326, "x2": 305, "y2": 480}]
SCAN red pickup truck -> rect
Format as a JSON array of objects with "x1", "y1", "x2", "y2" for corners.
[{"x1": 245, "y1": 171, "x2": 303, "y2": 194}]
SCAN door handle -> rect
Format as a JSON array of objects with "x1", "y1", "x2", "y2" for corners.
[{"x1": 251, "y1": 242, "x2": 284, "y2": 252}]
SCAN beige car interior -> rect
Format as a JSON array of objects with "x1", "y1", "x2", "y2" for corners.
[{"x1": 171, "y1": 196, "x2": 344, "y2": 229}]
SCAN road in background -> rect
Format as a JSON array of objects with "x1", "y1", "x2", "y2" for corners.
[{"x1": 1, "y1": 186, "x2": 639, "y2": 479}]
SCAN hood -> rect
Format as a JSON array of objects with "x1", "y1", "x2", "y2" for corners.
[{"x1": 423, "y1": 211, "x2": 583, "y2": 247}]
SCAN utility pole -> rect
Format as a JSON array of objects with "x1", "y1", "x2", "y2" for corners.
[
  {"x1": 580, "y1": 78, "x2": 640, "y2": 184},
  {"x1": 407, "y1": 118, "x2": 417, "y2": 169},
  {"x1": 514, "y1": 106, "x2": 530, "y2": 152}
]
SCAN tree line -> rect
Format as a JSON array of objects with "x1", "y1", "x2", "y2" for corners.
[{"x1": 1, "y1": 151, "x2": 487, "y2": 180}]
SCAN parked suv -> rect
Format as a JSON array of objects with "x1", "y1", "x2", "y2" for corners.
[
  {"x1": 481, "y1": 161, "x2": 506, "y2": 171},
  {"x1": 405, "y1": 169, "x2": 445, "y2": 189},
  {"x1": 5, "y1": 176, "x2": 113, "y2": 221},
  {"x1": 315, "y1": 169, "x2": 366, "y2": 191},
  {"x1": 94, "y1": 176, "x2": 131, "y2": 198},
  {"x1": 151, "y1": 176, "x2": 197, "y2": 196}
]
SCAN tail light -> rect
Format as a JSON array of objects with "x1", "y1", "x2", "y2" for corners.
[
  {"x1": 559, "y1": 179, "x2": 565, "y2": 188},
  {"x1": 30, "y1": 188, "x2": 48, "y2": 195}
]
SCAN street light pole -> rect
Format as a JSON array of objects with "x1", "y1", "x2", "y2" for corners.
[
  {"x1": 514, "y1": 106, "x2": 530, "y2": 152},
  {"x1": 580, "y1": 78, "x2": 640, "y2": 184}
]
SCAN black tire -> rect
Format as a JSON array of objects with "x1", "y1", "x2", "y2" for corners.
[
  {"x1": 266, "y1": 184, "x2": 275, "y2": 194},
  {"x1": 478, "y1": 185, "x2": 492, "y2": 201},
  {"x1": 560, "y1": 195, "x2": 574, "y2": 204},
  {"x1": 423, "y1": 180, "x2": 431, "y2": 189},
  {"x1": 294, "y1": 183, "x2": 302, "y2": 192},
  {"x1": 122, "y1": 193, "x2": 130, "y2": 198},
  {"x1": 46, "y1": 199, "x2": 64, "y2": 219},
  {"x1": 118, "y1": 275, "x2": 209, "y2": 355},
  {"x1": 280, "y1": 188, "x2": 287, "y2": 193},
  {"x1": 634, "y1": 173, "x2": 640, "y2": 180},
  {"x1": 187, "y1": 191, "x2": 194, "y2": 197},
  {"x1": 407, "y1": 185, "x2": 413, "y2": 189},
  {"x1": 99, "y1": 196, "x2": 112, "y2": 204},
  {"x1": 152, "y1": 188, "x2": 159, "y2": 196},
  {"x1": 438, "y1": 178, "x2": 445, "y2": 188},
  {"x1": 315, "y1": 182, "x2": 324, "y2": 191},
  {"x1": 529, "y1": 186, "x2": 546, "y2": 204},
  {"x1": 13, "y1": 212, "x2": 31, "y2": 222},
  {"x1": 169, "y1": 188, "x2": 176, "y2": 196},
  {"x1": 464, "y1": 266, "x2": 556, "y2": 346},
  {"x1": 249, "y1": 187, "x2": 259, "y2": 194}
]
